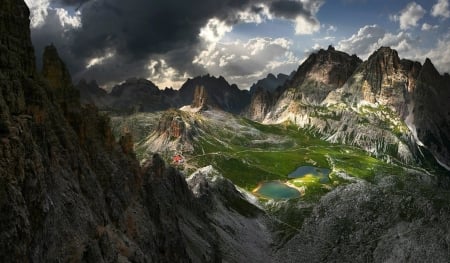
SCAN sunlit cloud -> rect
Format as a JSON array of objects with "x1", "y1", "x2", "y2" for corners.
[
  {"x1": 194, "y1": 37, "x2": 299, "y2": 88},
  {"x1": 199, "y1": 18, "x2": 233, "y2": 44},
  {"x1": 421, "y1": 23, "x2": 439, "y2": 31},
  {"x1": 390, "y1": 2, "x2": 426, "y2": 30},
  {"x1": 86, "y1": 51, "x2": 115, "y2": 69},
  {"x1": 147, "y1": 59, "x2": 189, "y2": 89},
  {"x1": 432, "y1": 0, "x2": 450, "y2": 19}
]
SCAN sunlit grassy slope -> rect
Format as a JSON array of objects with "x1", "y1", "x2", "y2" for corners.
[
  {"x1": 189, "y1": 114, "x2": 408, "y2": 198},
  {"x1": 108, "y1": 109, "x2": 436, "y2": 200}
]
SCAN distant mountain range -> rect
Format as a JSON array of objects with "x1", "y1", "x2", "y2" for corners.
[
  {"x1": 78, "y1": 45, "x2": 450, "y2": 170},
  {"x1": 78, "y1": 74, "x2": 251, "y2": 114},
  {"x1": 249, "y1": 72, "x2": 294, "y2": 94}
]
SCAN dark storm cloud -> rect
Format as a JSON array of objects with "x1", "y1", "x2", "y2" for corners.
[
  {"x1": 31, "y1": 0, "x2": 322, "y2": 87},
  {"x1": 51, "y1": 0, "x2": 91, "y2": 7},
  {"x1": 269, "y1": 1, "x2": 309, "y2": 19},
  {"x1": 70, "y1": 0, "x2": 260, "y2": 60}
]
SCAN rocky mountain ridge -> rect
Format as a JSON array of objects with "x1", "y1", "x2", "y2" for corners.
[
  {"x1": 257, "y1": 46, "x2": 449, "y2": 168},
  {"x1": 79, "y1": 41, "x2": 449, "y2": 169},
  {"x1": 79, "y1": 74, "x2": 251, "y2": 114},
  {"x1": 80, "y1": 44, "x2": 450, "y2": 169},
  {"x1": 249, "y1": 72, "x2": 292, "y2": 94}
]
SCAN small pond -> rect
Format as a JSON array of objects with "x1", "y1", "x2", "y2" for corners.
[
  {"x1": 288, "y1": 166, "x2": 331, "y2": 183},
  {"x1": 254, "y1": 181, "x2": 300, "y2": 200}
]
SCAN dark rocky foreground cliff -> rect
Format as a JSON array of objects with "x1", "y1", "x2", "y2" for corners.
[{"x1": 0, "y1": 1, "x2": 271, "y2": 262}]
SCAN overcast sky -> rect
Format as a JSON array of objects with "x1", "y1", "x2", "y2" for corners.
[{"x1": 25, "y1": 0, "x2": 450, "y2": 89}]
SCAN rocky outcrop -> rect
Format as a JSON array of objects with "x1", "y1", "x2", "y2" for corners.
[
  {"x1": 191, "y1": 85, "x2": 209, "y2": 110},
  {"x1": 136, "y1": 110, "x2": 198, "y2": 159},
  {"x1": 186, "y1": 166, "x2": 273, "y2": 263},
  {"x1": 177, "y1": 75, "x2": 251, "y2": 114},
  {"x1": 42, "y1": 44, "x2": 72, "y2": 91},
  {"x1": 119, "y1": 131, "x2": 135, "y2": 156},
  {"x1": 77, "y1": 77, "x2": 169, "y2": 112},
  {"x1": 41, "y1": 44, "x2": 81, "y2": 124},
  {"x1": 281, "y1": 45, "x2": 362, "y2": 105},
  {"x1": 338, "y1": 47, "x2": 419, "y2": 118},
  {"x1": 246, "y1": 86, "x2": 273, "y2": 122},
  {"x1": 264, "y1": 46, "x2": 362, "y2": 123},
  {"x1": 156, "y1": 110, "x2": 190, "y2": 139},
  {"x1": 0, "y1": 0, "x2": 34, "y2": 117},
  {"x1": 276, "y1": 172, "x2": 450, "y2": 262}
]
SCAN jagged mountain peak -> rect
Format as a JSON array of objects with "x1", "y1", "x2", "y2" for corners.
[
  {"x1": 281, "y1": 46, "x2": 362, "y2": 104},
  {"x1": 123, "y1": 77, "x2": 159, "y2": 86},
  {"x1": 182, "y1": 74, "x2": 234, "y2": 90},
  {"x1": 364, "y1": 46, "x2": 401, "y2": 73},
  {"x1": 266, "y1": 73, "x2": 277, "y2": 79},
  {"x1": 110, "y1": 78, "x2": 160, "y2": 97},
  {"x1": 331, "y1": 46, "x2": 418, "y2": 117},
  {"x1": 421, "y1": 57, "x2": 441, "y2": 78},
  {"x1": 296, "y1": 46, "x2": 362, "y2": 82},
  {"x1": 179, "y1": 74, "x2": 250, "y2": 114},
  {"x1": 192, "y1": 85, "x2": 210, "y2": 110},
  {"x1": 371, "y1": 46, "x2": 398, "y2": 56},
  {"x1": 42, "y1": 44, "x2": 72, "y2": 90}
]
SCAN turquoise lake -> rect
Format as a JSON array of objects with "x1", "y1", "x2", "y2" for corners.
[{"x1": 255, "y1": 181, "x2": 300, "y2": 199}]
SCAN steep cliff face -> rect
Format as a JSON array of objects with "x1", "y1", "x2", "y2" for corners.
[
  {"x1": 191, "y1": 85, "x2": 210, "y2": 110},
  {"x1": 138, "y1": 110, "x2": 197, "y2": 156},
  {"x1": 281, "y1": 45, "x2": 362, "y2": 105},
  {"x1": 246, "y1": 86, "x2": 273, "y2": 122},
  {"x1": 321, "y1": 47, "x2": 449, "y2": 166},
  {"x1": 336, "y1": 47, "x2": 419, "y2": 118},
  {"x1": 42, "y1": 44, "x2": 72, "y2": 91},
  {"x1": 264, "y1": 46, "x2": 362, "y2": 123},
  {"x1": 413, "y1": 59, "x2": 450, "y2": 168},
  {"x1": 178, "y1": 75, "x2": 251, "y2": 114},
  {"x1": 316, "y1": 47, "x2": 421, "y2": 163},
  {"x1": 156, "y1": 111, "x2": 190, "y2": 139}
]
